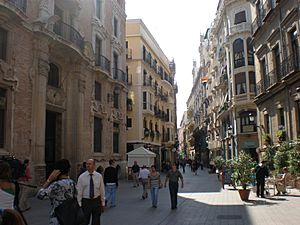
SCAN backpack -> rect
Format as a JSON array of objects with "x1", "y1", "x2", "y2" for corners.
[{"x1": 19, "y1": 163, "x2": 26, "y2": 178}]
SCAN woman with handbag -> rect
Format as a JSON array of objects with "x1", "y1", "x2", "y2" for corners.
[{"x1": 37, "y1": 159, "x2": 79, "y2": 225}]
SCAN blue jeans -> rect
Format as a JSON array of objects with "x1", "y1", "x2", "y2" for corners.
[
  {"x1": 105, "y1": 184, "x2": 117, "y2": 206},
  {"x1": 150, "y1": 187, "x2": 159, "y2": 207}
]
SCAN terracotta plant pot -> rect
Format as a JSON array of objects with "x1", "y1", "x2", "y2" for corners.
[{"x1": 238, "y1": 189, "x2": 250, "y2": 201}]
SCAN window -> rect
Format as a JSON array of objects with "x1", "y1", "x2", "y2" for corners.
[
  {"x1": 113, "y1": 52, "x2": 118, "y2": 78},
  {"x1": 0, "y1": 27, "x2": 7, "y2": 61},
  {"x1": 94, "y1": 117, "x2": 102, "y2": 152},
  {"x1": 113, "y1": 123, "x2": 119, "y2": 153},
  {"x1": 260, "y1": 58, "x2": 268, "y2": 89},
  {"x1": 149, "y1": 93, "x2": 153, "y2": 111},
  {"x1": 264, "y1": 114, "x2": 270, "y2": 134},
  {"x1": 240, "y1": 111, "x2": 257, "y2": 133},
  {"x1": 143, "y1": 92, "x2": 147, "y2": 110},
  {"x1": 233, "y1": 39, "x2": 245, "y2": 68},
  {"x1": 127, "y1": 117, "x2": 132, "y2": 128},
  {"x1": 273, "y1": 45, "x2": 281, "y2": 79},
  {"x1": 113, "y1": 90, "x2": 119, "y2": 109},
  {"x1": 0, "y1": 88, "x2": 6, "y2": 148},
  {"x1": 249, "y1": 72, "x2": 256, "y2": 93},
  {"x1": 290, "y1": 28, "x2": 299, "y2": 69},
  {"x1": 95, "y1": 82, "x2": 101, "y2": 101},
  {"x1": 166, "y1": 109, "x2": 170, "y2": 122},
  {"x1": 48, "y1": 63, "x2": 59, "y2": 87},
  {"x1": 278, "y1": 108, "x2": 285, "y2": 129},
  {"x1": 235, "y1": 72, "x2": 246, "y2": 95},
  {"x1": 96, "y1": 0, "x2": 102, "y2": 19},
  {"x1": 247, "y1": 38, "x2": 254, "y2": 65},
  {"x1": 113, "y1": 17, "x2": 118, "y2": 37},
  {"x1": 234, "y1": 11, "x2": 246, "y2": 25},
  {"x1": 143, "y1": 46, "x2": 146, "y2": 61},
  {"x1": 95, "y1": 37, "x2": 102, "y2": 66},
  {"x1": 143, "y1": 117, "x2": 147, "y2": 128}
]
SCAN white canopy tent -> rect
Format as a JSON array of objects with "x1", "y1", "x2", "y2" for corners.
[{"x1": 127, "y1": 147, "x2": 156, "y2": 168}]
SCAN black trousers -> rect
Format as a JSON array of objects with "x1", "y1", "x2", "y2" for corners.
[
  {"x1": 82, "y1": 197, "x2": 101, "y2": 225},
  {"x1": 169, "y1": 182, "x2": 178, "y2": 208},
  {"x1": 256, "y1": 180, "x2": 265, "y2": 197}
]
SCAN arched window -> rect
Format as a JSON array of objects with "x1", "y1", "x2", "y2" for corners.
[
  {"x1": 233, "y1": 39, "x2": 245, "y2": 68},
  {"x1": 247, "y1": 38, "x2": 254, "y2": 65},
  {"x1": 48, "y1": 63, "x2": 59, "y2": 87}
]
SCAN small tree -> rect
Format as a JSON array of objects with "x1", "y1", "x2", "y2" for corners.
[
  {"x1": 213, "y1": 156, "x2": 225, "y2": 170},
  {"x1": 289, "y1": 143, "x2": 300, "y2": 177},
  {"x1": 265, "y1": 145, "x2": 276, "y2": 171},
  {"x1": 274, "y1": 142, "x2": 291, "y2": 173},
  {"x1": 232, "y1": 151, "x2": 255, "y2": 190}
]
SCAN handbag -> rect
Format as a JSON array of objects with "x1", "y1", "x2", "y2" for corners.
[{"x1": 54, "y1": 183, "x2": 86, "y2": 225}]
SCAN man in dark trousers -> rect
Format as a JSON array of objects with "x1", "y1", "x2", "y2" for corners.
[
  {"x1": 164, "y1": 163, "x2": 184, "y2": 210},
  {"x1": 255, "y1": 160, "x2": 269, "y2": 198},
  {"x1": 77, "y1": 159, "x2": 105, "y2": 225},
  {"x1": 131, "y1": 161, "x2": 140, "y2": 187},
  {"x1": 104, "y1": 159, "x2": 118, "y2": 207}
]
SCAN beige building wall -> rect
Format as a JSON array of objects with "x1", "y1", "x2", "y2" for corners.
[
  {"x1": 0, "y1": 0, "x2": 127, "y2": 182},
  {"x1": 126, "y1": 19, "x2": 177, "y2": 168},
  {"x1": 252, "y1": 0, "x2": 300, "y2": 157}
]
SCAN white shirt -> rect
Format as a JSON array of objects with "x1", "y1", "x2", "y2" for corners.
[
  {"x1": 0, "y1": 189, "x2": 14, "y2": 209},
  {"x1": 77, "y1": 170, "x2": 105, "y2": 207},
  {"x1": 139, "y1": 168, "x2": 150, "y2": 179}
]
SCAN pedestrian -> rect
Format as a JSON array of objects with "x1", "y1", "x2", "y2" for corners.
[
  {"x1": 148, "y1": 165, "x2": 161, "y2": 208},
  {"x1": 138, "y1": 165, "x2": 150, "y2": 200},
  {"x1": 79, "y1": 162, "x2": 87, "y2": 175},
  {"x1": 164, "y1": 163, "x2": 184, "y2": 210},
  {"x1": 77, "y1": 159, "x2": 105, "y2": 225},
  {"x1": 0, "y1": 208, "x2": 26, "y2": 225},
  {"x1": 18, "y1": 159, "x2": 32, "y2": 212},
  {"x1": 255, "y1": 160, "x2": 269, "y2": 198},
  {"x1": 275, "y1": 167, "x2": 292, "y2": 195},
  {"x1": 103, "y1": 160, "x2": 118, "y2": 207},
  {"x1": 192, "y1": 160, "x2": 198, "y2": 175},
  {"x1": 131, "y1": 161, "x2": 140, "y2": 187},
  {"x1": 181, "y1": 159, "x2": 186, "y2": 174},
  {"x1": 37, "y1": 159, "x2": 76, "y2": 225}
]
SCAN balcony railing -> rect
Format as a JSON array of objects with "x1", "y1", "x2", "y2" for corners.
[
  {"x1": 7, "y1": 0, "x2": 27, "y2": 13},
  {"x1": 230, "y1": 22, "x2": 252, "y2": 34},
  {"x1": 251, "y1": 16, "x2": 262, "y2": 35},
  {"x1": 53, "y1": 20, "x2": 84, "y2": 50},
  {"x1": 95, "y1": 55, "x2": 110, "y2": 73},
  {"x1": 280, "y1": 54, "x2": 300, "y2": 78},
  {"x1": 256, "y1": 80, "x2": 264, "y2": 96},
  {"x1": 262, "y1": 0, "x2": 277, "y2": 20},
  {"x1": 113, "y1": 68, "x2": 127, "y2": 84}
]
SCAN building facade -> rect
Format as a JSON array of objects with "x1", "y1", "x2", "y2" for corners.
[
  {"x1": 251, "y1": 0, "x2": 300, "y2": 156},
  {"x1": 0, "y1": 0, "x2": 127, "y2": 182},
  {"x1": 126, "y1": 19, "x2": 177, "y2": 169}
]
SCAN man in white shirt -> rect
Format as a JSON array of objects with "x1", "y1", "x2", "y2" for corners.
[
  {"x1": 77, "y1": 159, "x2": 105, "y2": 225},
  {"x1": 139, "y1": 165, "x2": 150, "y2": 199}
]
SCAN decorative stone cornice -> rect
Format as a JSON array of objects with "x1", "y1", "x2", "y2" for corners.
[
  {"x1": 111, "y1": 108, "x2": 124, "y2": 121},
  {"x1": 111, "y1": 36, "x2": 124, "y2": 54},
  {"x1": 91, "y1": 17, "x2": 109, "y2": 40},
  {"x1": 46, "y1": 87, "x2": 66, "y2": 107},
  {"x1": 78, "y1": 79, "x2": 86, "y2": 93},
  {"x1": 91, "y1": 100, "x2": 107, "y2": 115}
]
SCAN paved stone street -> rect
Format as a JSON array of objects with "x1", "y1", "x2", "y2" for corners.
[{"x1": 24, "y1": 167, "x2": 300, "y2": 225}]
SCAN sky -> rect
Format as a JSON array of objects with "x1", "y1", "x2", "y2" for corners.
[{"x1": 125, "y1": 0, "x2": 220, "y2": 126}]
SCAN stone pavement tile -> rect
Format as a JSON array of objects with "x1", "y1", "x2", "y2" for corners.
[{"x1": 24, "y1": 168, "x2": 300, "y2": 225}]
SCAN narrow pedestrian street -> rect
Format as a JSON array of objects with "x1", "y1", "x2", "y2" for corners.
[{"x1": 24, "y1": 167, "x2": 300, "y2": 225}]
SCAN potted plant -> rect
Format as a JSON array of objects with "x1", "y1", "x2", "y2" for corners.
[
  {"x1": 144, "y1": 128, "x2": 150, "y2": 137},
  {"x1": 289, "y1": 142, "x2": 300, "y2": 177},
  {"x1": 232, "y1": 151, "x2": 255, "y2": 201},
  {"x1": 276, "y1": 130, "x2": 286, "y2": 143},
  {"x1": 274, "y1": 142, "x2": 290, "y2": 173},
  {"x1": 263, "y1": 134, "x2": 272, "y2": 146},
  {"x1": 150, "y1": 130, "x2": 155, "y2": 140}
]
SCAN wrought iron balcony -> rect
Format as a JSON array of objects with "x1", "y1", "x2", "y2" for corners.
[
  {"x1": 95, "y1": 55, "x2": 110, "y2": 73},
  {"x1": 281, "y1": 54, "x2": 300, "y2": 78},
  {"x1": 113, "y1": 68, "x2": 127, "y2": 85},
  {"x1": 251, "y1": 16, "x2": 262, "y2": 35},
  {"x1": 53, "y1": 20, "x2": 84, "y2": 50},
  {"x1": 256, "y1": 80, "x2": 264, "y2": 96},
  {"x1": 7, "y1": 0, "x2": 27, "y2": 13}
]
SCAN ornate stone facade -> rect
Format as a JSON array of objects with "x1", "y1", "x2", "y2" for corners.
[{"x1": 0, "y1": 0, "x2": 127, "y2": 182}]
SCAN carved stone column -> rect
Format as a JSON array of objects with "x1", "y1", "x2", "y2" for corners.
[{"x1": 32, "y1": 38, "x2": 49, "y2": 183}]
